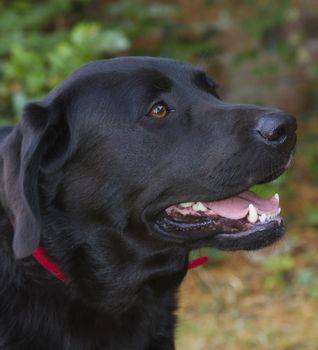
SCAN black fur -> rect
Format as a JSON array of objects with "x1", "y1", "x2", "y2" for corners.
[{"x1": 0, "y1": 57, "x2": 296, "y2": 349}]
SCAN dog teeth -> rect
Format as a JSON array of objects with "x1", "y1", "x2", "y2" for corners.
[
  {"x1": 246, "y1": 193, "x2": 281, "y2": 224},
  {"x1": 285, "y1": 154, "x2": 293, "y2": 169},
  {"x1": 192, "y1": 202, "x2": 208, "y2": 212},
  {"x1": 259, "y1": 213, "x2": 267, "y2": 224},
  {"x1": 258, "y1": 209, "x2": 282, "y2": 224},
  {"x1": 247, "y1": 204, "x2": 258, "y2": 223},
  {"x1": 180, "y1": 202, "x2": 195, "y2": 208},
  {"x1": 178, "y1": 197, "x2": 282, "y2": 224}
]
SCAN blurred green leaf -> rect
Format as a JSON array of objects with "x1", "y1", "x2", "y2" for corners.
[
  {"x1": 12, "y1": 91, "x2": 28, "y2": 117},
  {"x1": 295, "y1": 268, "x2": 316, "y2": 287},
  {"x1": 304, "y1": 205, "x2": 318, "y2": 227},
  {"x1": 263, "y1": 254, "x2": 295, "y2": 273},
  {"x1": 251, "y1": 172, "x2": 288, "y2": 198},
  {"x1": 295, "y1": 269, "x2": 318, "y2": 299}
]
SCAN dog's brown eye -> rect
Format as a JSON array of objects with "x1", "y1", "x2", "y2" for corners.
[{"x1": 148, "y1": 102, "x2": 169, "y2": 119}]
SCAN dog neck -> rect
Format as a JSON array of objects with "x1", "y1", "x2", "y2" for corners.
[{"x1": 32, "y1": 246, "x2": 208, "y2": 283}]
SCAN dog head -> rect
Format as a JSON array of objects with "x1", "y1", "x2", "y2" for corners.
[{"x1": 1, "y1": 57, "x2": 296, "y2": 310}]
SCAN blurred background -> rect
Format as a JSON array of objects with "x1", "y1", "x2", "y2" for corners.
[{"x1": 0, "y1": 0, "x2": 317, "y2": 349}]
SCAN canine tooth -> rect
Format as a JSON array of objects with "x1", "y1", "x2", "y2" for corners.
[
  {"x1": 180, "y1": 202, "x2": 194, "y2": 208},
  {"x1": 247, "y1": 204, "x2": 258, "y2": 223},
  {"x1": 274, "y1": 193, "x2": 279, "y2": 202},
  {"x1": 192, "y1": 202, "x2": 208, "y2": 212},
  {"x1": 259, "y1": 213, "x2": 267, "y2": 223},
  {"x1": 276, "y1": 207, "x2": 281, "y2": 215},
  {"x1": 285, "y1": 154, "x2": 293, "y2": 169}
]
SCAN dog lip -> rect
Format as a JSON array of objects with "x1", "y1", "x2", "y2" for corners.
[
  {"x1": 152, "y1": 214, "x2": 284, "y2": 250},
  {"x1": 211, "y1": 219, "x2": 285, "y2": 251}
]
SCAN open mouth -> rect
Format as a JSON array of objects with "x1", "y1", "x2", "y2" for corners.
[
  {"x1": 153, "y1": 189, "x2": 285, "y2": 251},
  {"x1": 149, "y1": 151, "x2": 296, "y2": 251}
]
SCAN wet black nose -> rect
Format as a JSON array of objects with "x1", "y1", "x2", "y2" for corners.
[{"x1": 256, "y1": 112, "x2": 297, "y2": 146}]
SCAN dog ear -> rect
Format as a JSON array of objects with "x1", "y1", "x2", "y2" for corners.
[{"x1": 2, "y1": 99, "x2": 71, "y2": 258}]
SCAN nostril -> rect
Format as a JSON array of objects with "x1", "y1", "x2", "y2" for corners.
[
  {"x1": 257, "y1": 125, "x2": 287, "y2": 143},
  {"x1": 273, "y1": 126, "x2": 287, "y2": 142},
  {"x1": 256, "y1": 112, "x2": 295, "y2": 144}
]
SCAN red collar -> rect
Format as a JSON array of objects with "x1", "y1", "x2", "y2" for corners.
[
  {"x1": 32, "y1": 247, "x2": 66, "y2": 282},
  {"x1": 32, "y1": 247, "x2": 208, "y2": 283},
  {"x1": 187, "y1": 255, "x2": 208, "y2": 269}
]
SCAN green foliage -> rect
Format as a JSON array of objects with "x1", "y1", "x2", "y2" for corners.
[
  {"x1": 108, "y1": 0, "x2": 177, "y2": 20},
  {"x1": 251, "y1": 172, "x2": 295, "y2": 216},
  {"x1": 251, "y1": 173, "x2": 288, "y2": 198},
  {"x1": 295, "y1": 269, "x2": 318, "y2": 299},
  {"x1": 263, "y1": 254, "x2": 295, "y2": 273},
  {"x1": 262, "y1": 254, "x2": 295, "y2": 290},
  {"x1": 0, "y1": 0, "x2": 316, "y2": 124},
  {"x1": 262, "y1": 255, "x2": 318, "y2": 299},
  {"x1": 304, "y1": 205, "x2": 318, "y2": 227},
  {"x1": 232, "y1": 0, "x2": 316, "y2": 97},
  {"x1": 0, "y1": 3, "x2": 131, "y2": 119},
  {"x1": 0, "y1": 1, "x2": 128, "y2": 119},
  {"x1": 0, "y1": 0, "x2": 219, "y2": 121},
  {"x1": 240, "y1": 0, "x2": 292, "y2": 41},
  {"x1": 302, "y1": 133, "x2": 318, "y2": 184},
  {"x1": 107, "y1": 0, "x2": 218, "y2": 60}
]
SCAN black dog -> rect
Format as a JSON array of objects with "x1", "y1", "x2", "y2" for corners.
[{"x1": 0, "y1": 57, "x2": 296, "y2": 349}]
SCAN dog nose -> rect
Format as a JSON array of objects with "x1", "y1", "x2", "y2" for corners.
[{"x1": 256, "y1": 112, "x2": 297, "y2": 145}]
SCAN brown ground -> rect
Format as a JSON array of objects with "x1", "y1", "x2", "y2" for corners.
[{"x1": 176, "y1": 232, "x2": 318, "y2": 350}]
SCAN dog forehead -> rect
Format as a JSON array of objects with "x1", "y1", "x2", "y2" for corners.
[
  {"x1": 44, "y1": 57, "x2": 206, "y2": 107},
  {"x1": 76, "y1": 56, "x2": 195, "y2": 75},
  {"x1": 69, "y1": 57, "x2": 199, "y2": 90}
]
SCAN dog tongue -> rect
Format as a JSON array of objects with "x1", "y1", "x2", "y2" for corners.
[{"x1": 205, "y1": 191, "x2": 279, "y2": 219}]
